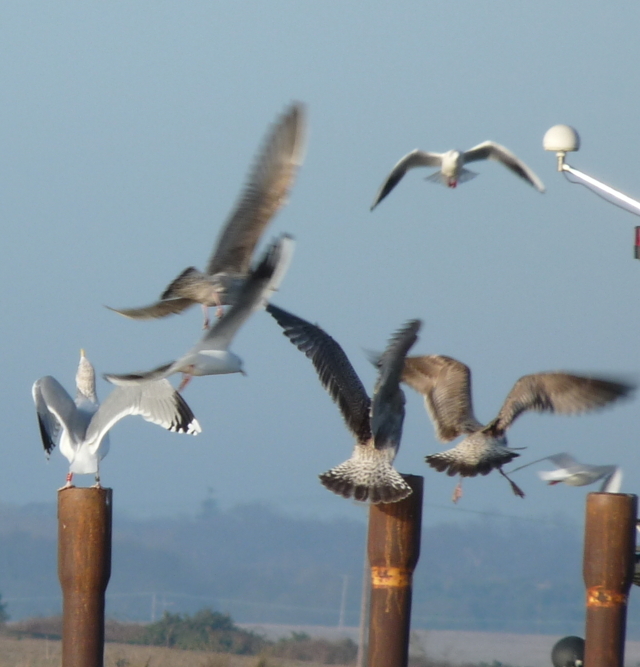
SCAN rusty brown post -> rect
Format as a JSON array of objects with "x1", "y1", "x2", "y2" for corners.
[
  {"x1": 583, "y1": 492, "x2": 637, "y2": 667},
  {"x1": 367, "y1": 474, "x2": 423, "y2": 667},
  {"x1": 58, "y1": 487, "x2": 113, "y2": 667}
]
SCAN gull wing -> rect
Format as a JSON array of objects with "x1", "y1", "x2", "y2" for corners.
[
  {"x1": 103, "y1": 236, "x2": 294, "y2": 386},
  {"x1": 601, "y1": 466, "x2": 622, "y2": 493},
  {"x1": 492, "y1": 372, "x2": 634, "y2": 433},
  {"x1": 546, "y1": 452, "x2": 582, "y2": 470},
  {"x1": 103, "y1": 362, "x2": 176, "y2": 387},
  {"x1": 463, "y1": 141, "x2": 545, "y2": 192},
  {"x1": 207, "y1": 103, "x2": 306, "y2": 276},
  {"x1": 85, "y1": 380, "x2": 201, "y2": 454},
  {"x1": 370, "y1": 149, "x2": 442, "y2": 210},
  {"x1": 32, "y1": 376, "x2": 78, "y2": 456},
  {"x1": 401, "y1": 355, "x2": 483, "y2": 442},
  {"x1": 267, "y1": 304, "x2": 372, "y2": 443},
  {"x1": 371, "y1": 320, "x2": 421, "y2": 450},
  {"x1": 201, "y1": 234, "x2": 294, "y2": 350},
  {"x1": 105, "y1": 298, "x2": 195, "y2": 320}
]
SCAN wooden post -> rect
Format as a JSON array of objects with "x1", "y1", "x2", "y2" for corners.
[
  {"x1": 367, "y1": 475, "x2": 423, "y2": 667},
  {"x1": 58, "y1": 487, "x2": 112, "y2": 667},
  {"x1": 583, "y1": 492, "x2": 637, "y2": 667}
]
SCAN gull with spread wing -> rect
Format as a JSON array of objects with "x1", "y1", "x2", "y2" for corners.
[
  {"x1": 105, "y1": 235, "x2": 294, "y2": 391},
  {"x1": 108, "y1": 102, "x2": 306, "y2": 328},
  {"x1": 510, "y1": 452, "x2": 622, "y2": 493},
  {"x1": 371, "y1": 141, "x2": 545, "y2": 210},
  {"x1": 32, "y1": 350, "x2": 201, "y2": 487},
  {"x1": 394, "y1": 355, "x2": 632, "y2": 502},
  {"x1": 268, "y1": 304, "x2": 420, "y2": 503}
]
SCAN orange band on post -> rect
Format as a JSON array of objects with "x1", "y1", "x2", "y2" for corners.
[
  {"x1": 587, "y1": 585, "x2": 628, "y2": 608},
  {"x1": 371, "y1": 567, "x2": 412, "y2": 588}
]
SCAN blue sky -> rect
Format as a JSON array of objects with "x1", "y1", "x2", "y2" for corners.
[{"x1": 4, "y1": 3, "x2": 640, "y2": 525}]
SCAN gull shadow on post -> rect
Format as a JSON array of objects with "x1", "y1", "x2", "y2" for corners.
[
  {"x1": 367, "y1": 474, "x2": 423, "y2": 667},
  {"x1": 58, "y1": 486, "x2": 112, "y2": 667},
  {"x1": 583, "y1": 492, "x2": 637, "y2": 667}
]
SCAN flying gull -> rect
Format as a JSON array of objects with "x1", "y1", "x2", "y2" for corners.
[
  {"x1": 510, "y1": 452, "x2": 622, "y2": 493},
  {"x1": 389, "y1": 355, "x2": 632, "y2": 502},
  {"x1": 108, "y1": 102, "x2": 306, "y2": 328},
  {"x1": 105, "y1": 234, "x2": 294, "y2": 391},
  {"x1": 32, "y1": 350, "x2": 201, "y2": 487},
  {"x1": 268, "y1": 303, "x2": 420, "y2": 503},
  {"x1": 370, "y1": 141, "x2": 545, "y2": 209}
]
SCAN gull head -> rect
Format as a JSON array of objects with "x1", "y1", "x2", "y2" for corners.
[{"x1": 76, "y1": 349, "x2": 97, "y2": 403}]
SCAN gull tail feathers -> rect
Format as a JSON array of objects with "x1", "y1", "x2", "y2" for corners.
[
  {"x1": 426, "y1": 448, "x2": 520, "y2": 477},
  {"x1": 319, "y1": 444, "x2": 411, "y2": 504},
  {"x1": 425, "y1": 169, "x2": 477, "y2": 186}
]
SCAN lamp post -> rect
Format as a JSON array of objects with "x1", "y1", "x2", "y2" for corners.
[{"x1": 543, "y1": 125, "x2": 640, "y2": 258}]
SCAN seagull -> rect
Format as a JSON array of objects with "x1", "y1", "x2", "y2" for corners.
[
  {"x1": 370, "y1": 141, "x2": 545, "y2": 209},
  {"x1": 104, "y1": 234, "x2": 294, "y2": 391},
  {"x1": 267, "y1": 303, "x2": 420, "y2": 503},
  {"x1": 32, "y1": 350, "x2": 201, "y2": 487},
  {"x1": 510, "y1": 453, "x2": 622, "y2": 492},
  {"x1": 388, "y1": 355, "x2": 632, "y2": 502},
  {"x1": 108, "y1": 102, "x2": 306, "y2": 328}
]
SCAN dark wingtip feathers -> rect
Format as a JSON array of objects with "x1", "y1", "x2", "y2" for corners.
[
  {"x1": 169, "y1": 392, "x2": 201, "y2": 435},
  {"x1": 37, "y1": 414, "x2": 56, "y2": 457}
]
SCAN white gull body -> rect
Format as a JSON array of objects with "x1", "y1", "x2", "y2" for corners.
[
  {"x1": 32, "y1": 350, "x2": 201, "y2": 485},
  {"x1": 105, "y1": 234, "x2": 294, "y2": 391},
  {"x1": 371, "y1": 141, "x2": 545, "y2": 209},
  {"x1": 537, "y1": 453, "x2": 622, "y2": 492}
]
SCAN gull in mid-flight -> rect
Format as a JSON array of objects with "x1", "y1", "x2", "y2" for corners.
[
  {"x1": 370, "y1": 141, "x2": 545, "y2": 209},
  {"x1": 268, "y1": 303, "x2": 420, "y2": 503},
  {"x1": 510, "y1": 453, "x2": 622, "y2": 493},
  {"x1": 105, "y1": 235, "x2": 294, "y2": 392},
  {"x1": 32, "y1": 350, "x2": 201, "y2": 487},
  {"x1": 108, "y1": 102, "x2": 306, "y2": 328},
  {"x1": 391, "y1": 355, "x2": 632, "y2": 502}
]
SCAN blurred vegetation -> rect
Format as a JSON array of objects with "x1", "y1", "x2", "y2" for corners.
[
  {"x1": 134, "y1": 608, "x2": 266, "y2": 653},
  {"x1": 266, "y1": 631, "x2": 357, "y2": 664}
]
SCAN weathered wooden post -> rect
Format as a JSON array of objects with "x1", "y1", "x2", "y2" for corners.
[
  {"x1": 58, "y1": 487, "x2": 113, "y2": 667},
  {"x1": 367, "y1": 474, "x2": 423, "y2": 667},
  {"x1": 583, "y1": 492, "x2": 636, "y2": 667}
]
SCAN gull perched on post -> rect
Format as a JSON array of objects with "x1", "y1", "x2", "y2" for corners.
[
  {"x1": 32, "y1": 350, "x2": 201, "y2": 487},
  {"x1": 105, "y1": 235, "x2": 294, "y2": 392},
  {"x1": 108, "y1": 102, "x2": 306, "y2": 328},
  {"x1": 389, "y1": 355, "x2": 632, "y2": 502},
  {"x1": 268, "y1": 303, "x2": 420, "y2": 503},
  {"x1": 370, "y1": 141, "x2": 545, "y2": 209}
]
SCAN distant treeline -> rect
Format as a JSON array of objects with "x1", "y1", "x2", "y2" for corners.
[{"x1": 0, "y1": 498, "x2": 639, "y2": 637}]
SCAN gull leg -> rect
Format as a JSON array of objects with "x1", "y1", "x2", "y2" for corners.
[
  {"x1": 92, "y1": 463, "x2": 102, "y2": 489},
  {"x1": 178, "y1": 373, "x2": 193, "y2": 393},
  {"x1": 452, "y1": 478, "x2": 463, "y2": 503},
  {"x1": 201, "y1": 304, "x2": 210, "y2": 330},
  {"x1": 213, "y1": 292, "x2": 224, "y2": 320},
  {"x1": 499, "y1": 468, "x2": 525, "y2": 498},
  {"x1": 59, "y1": 472, "x2": 74, "y2": 491}
]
